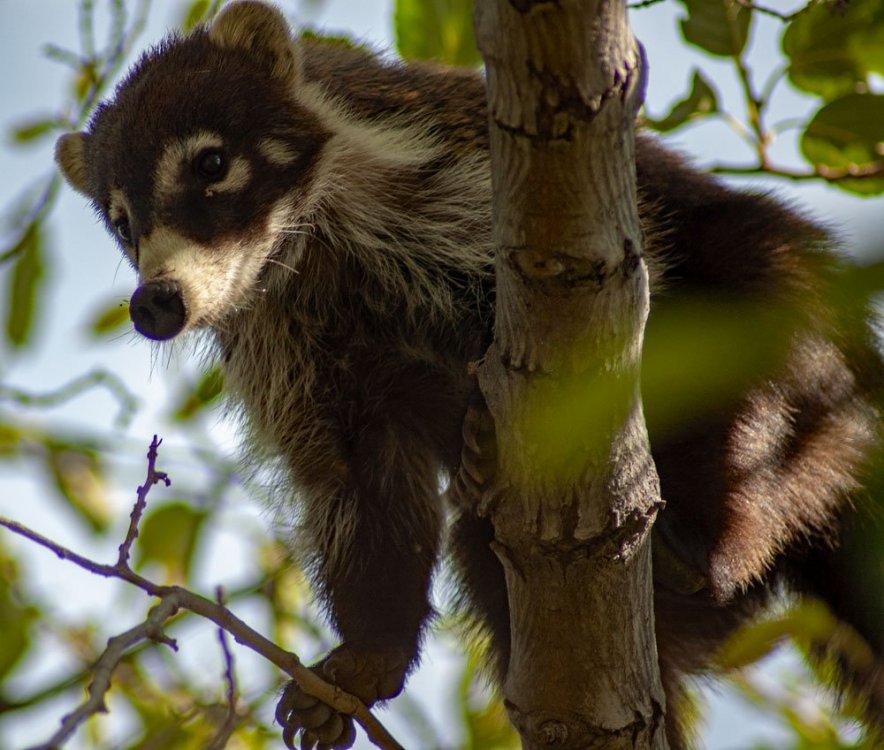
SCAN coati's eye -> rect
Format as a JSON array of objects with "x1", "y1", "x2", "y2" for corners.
[
  {"x1": 114, "y1": 218, "x2": 132, "y2": 244},
  {"x1": 195, "y1": 149, "x2": 226, "y2": 181}
]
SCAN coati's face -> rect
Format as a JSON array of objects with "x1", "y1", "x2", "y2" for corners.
[{"x1": 55, "y1": 2, "x2": 328, "y2": 340}]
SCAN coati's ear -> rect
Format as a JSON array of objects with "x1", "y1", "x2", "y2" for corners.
[
  {"x1": 55, "y1": 132, "x2": 91, "y2": 196},
  {"x1": 209, "y1": 1, "x2": 301, "y2": 84}
]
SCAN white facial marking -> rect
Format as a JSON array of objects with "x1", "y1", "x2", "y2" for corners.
[
  {"x1": 154, "y1": 131, "x2": 224, "y2": 202},
  {"x1": 258, "y1": 137, "x2": 300, "y2": 166},
  {"x1": 205, "y1": 156, "x2": 251, "y2": 197},
  {"x1": 136, "y1": 224, "x2": 275, "y2": 332}
]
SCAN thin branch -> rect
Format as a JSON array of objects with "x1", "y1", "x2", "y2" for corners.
[
  {"x1": 627, "y1": 0, "x2": 667, "y2": 8},
  {"x1": 0, "y1": 567, "x2": 292, "y2": 717},
  {"x1": 0, "y1": 368, "x2": 139, "y2": 429},
  {"x1": 24, "y1": 597, "x2": 181, "y2": 750},
  {"x1": 0, "y1": 437, "x2": 405, "y2": 750},
  {"x1": 710, "y1": 160, "x2": 884, "y2": 183},
  {"x1": 205, "y1": 586, "x2": 240, "y2": 750},
  {"x1": 117, "y1": 435, "x2": 169, "y2": 567}
]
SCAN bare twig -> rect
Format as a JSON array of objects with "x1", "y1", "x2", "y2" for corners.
[
  {"x1": 205, "y1": 586, "x2": 240, "y2": 750},
  {"x1": 117, "y1": 435, "x2": 168, "y2": 566},
  {"x1": 0, "y1": 437, "x2": 405, "y2": 750},
  {"x1": 24, "y1": 597, "x2": 181, "y2": 750},
  {"x1": 710, "y1": 160, "x2": 884, "y2": 183},
  {"x1": 627, "y1": 0, "x2": 667, "y2": 8}
]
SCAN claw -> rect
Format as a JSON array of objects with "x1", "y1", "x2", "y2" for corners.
[
  {"x1": 313, "y1": 712, "x2": 344, "y2": 744},
  {"x1": 297, "y1": 699, "x2": 334, "y2": 730},
  {"x1": 337, "y1": 719, "x2": 357, "y2": 749},
  {"x1": 282, "y1": 724, "x2": 297, "y2": 750}
]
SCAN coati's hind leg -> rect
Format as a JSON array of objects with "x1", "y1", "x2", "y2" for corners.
[
  {"x1": 448, "y1": 399, "x2": 512, "y2": 679},
  {"x1": 450, "y1": 511, "x2": 512, "y2": 678},
  {"x1": 276, "y1": 420, "x2": 443, "y2": 750}
]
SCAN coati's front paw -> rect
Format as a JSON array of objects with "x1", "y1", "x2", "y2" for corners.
[
  {"x1": 276, "y1": 642, "x2": 410, "y2": 749},
  {"x1": 450, "y1": 399, "x2": 498, "y2": 509}
]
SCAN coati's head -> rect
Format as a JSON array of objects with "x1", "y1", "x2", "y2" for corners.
[{"x1": 55, "y1": 1, "x2": 328, "y2": 340}]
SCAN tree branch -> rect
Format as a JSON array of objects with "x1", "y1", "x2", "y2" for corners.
[{"x1": 475, "y1": 0, "x2": 666, "y2": 747}]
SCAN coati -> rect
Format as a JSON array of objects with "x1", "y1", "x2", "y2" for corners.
[{"x1": 54, "y1": 1, "x2": 883, "y2": 748}]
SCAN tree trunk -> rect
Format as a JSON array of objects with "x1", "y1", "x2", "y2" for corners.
[{"x1": 474, "y1": 1, "x2": 668, "y2": 748}]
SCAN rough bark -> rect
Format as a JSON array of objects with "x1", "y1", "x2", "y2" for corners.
[{"x1": 474, "y1": 1, "x2": 668, "y2": 748}]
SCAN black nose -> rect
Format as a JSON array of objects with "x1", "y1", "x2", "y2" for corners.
[{"x1": 129, "y1": 280, "x2": 187, "y2": 340}]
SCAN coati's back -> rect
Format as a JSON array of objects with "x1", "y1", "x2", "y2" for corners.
[{"x1": 54, "y1": 3, "x2": 883, "y2": 749}]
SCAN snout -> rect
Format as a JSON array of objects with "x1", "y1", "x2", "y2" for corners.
[{"x1": 129, "y1": 279, "x2": 187, "y2": 340}]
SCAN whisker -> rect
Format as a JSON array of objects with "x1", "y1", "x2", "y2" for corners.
[{"x1": 265, "y1": 257, "x2": 300, "y2": 276}]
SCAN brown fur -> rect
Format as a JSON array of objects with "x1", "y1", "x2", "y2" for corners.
[{"x1": 55, "y1": 3, "x2": 882, "y2": 748}]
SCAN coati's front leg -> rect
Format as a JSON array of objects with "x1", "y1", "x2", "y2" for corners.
[{"x1": 275, "y1": 418, "x2": 442, "y2": 749}]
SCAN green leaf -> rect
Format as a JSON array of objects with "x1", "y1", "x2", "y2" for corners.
[
  {"x1": 88, "y1": 299, "x2": 130, "y2": 336},
  {"x1": 181, "y1": 0, "x2": 211, "y2": 32},
  {"x1": 459, "y1": 653, "x2": 520, "y2": 750},
  {"x1": 645, "y1": 70, "x2": 719, "y2": 132},
  {"x1": 5, "y1": 223, "x2": 45, "y2": 348},
  {"x1": 677, "y1": 0, "x2": 752, "y2": 58},
  {"x1": 171, "y1": 367, "x2": 224, "y2": 421},
  {"x1": 800, "y1": 93, "x2": 884, "y2": 196},
  {"x1": 74, "y1": 62, "x2": 98, "y2": 102},
  {"x1": 0, "y1": 544, "x2": 37, "y2": 679},
  {"x1": 0, "y1": 424, "x2": 22, "y2": 456},
  {"x1": 395, "y1": 0, "x2": 480, "y2": 67},
  {"x1": 135, "y1": 503, "x2": 208, "y2": 583},
  {"x1": 783, "y1": 0, "x2": 884, "y2": 99},
  {"x1": 10, "y1": 118, "x2": 58, "y2": 145},
  {"x1": 46, "y1": 443, "x2": 110, "y2": 533}
]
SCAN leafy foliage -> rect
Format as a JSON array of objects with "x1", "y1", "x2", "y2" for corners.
[
  {"x1": 394, "y1": 0, "x2": 480, "y2": 67},
  {"x1": 646, "y1": 0, "x2": 884, "y2": 197}
]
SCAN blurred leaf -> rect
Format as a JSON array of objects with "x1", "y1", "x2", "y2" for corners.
[
  {"x1": 800, "y1": 93, "x2": 884, "y2": 196},
  {"x1": 645, "y1": 69, "x2": 719, "y2": 132},
  {"x1": 719, "y1": 600, "x2": 874, "y2": 674},
  {"x1": 677, "y1": 0, "x2": 752, "y2": 58},
  {"x1": 300, "y1": 29, "x2": 364, "y2": 51},
  {"x1": 181, "y1": 0, "x2": 212, "y2": 32},
  {"x1": 525, "y1": 295, "x2": 800, "y2": 482},
  {"x1": 717, "y1": 615, "x2": 798, "y2": 669},
  {"x1": 74, "y1": 62, "x2": 98, "y2": 102},
  {"x1": 459, "y1": 653, "x2": 519, "y2": 750},
  {"x1": 46, "y1": 443, "x2": 110, "y2": 533},
  {"x1": 395, "y1": 0, "x2": 480, "y2": 67},
  {"x1": 5, "y1": 223, "x2": 45, "y2": 348},
  {"x1": 0, "y1": 424, "x2": 22, "y2": 456},
  {"x1": 171, "y1": 367, "x2": 224, "y2": 422},
  {"x1": 10, "y1": 118, "x2": 58, "y2": 145},
  {"x1": 783, "y1": 0, "x2": 884, "y2": 99},
  {"x1": 88, "y1": 299, "x2": 130, "y2": 336},
  {"x1": 136, "y1": 503, "x2": 208, "y2": 583},
  {"x1": 0, "y1": 543, "x2": 37, "y2": 679}
]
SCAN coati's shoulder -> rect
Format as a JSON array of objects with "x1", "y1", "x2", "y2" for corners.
[{"x1": 300, "y1": 38, "x2": 489, "y2": 153}]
